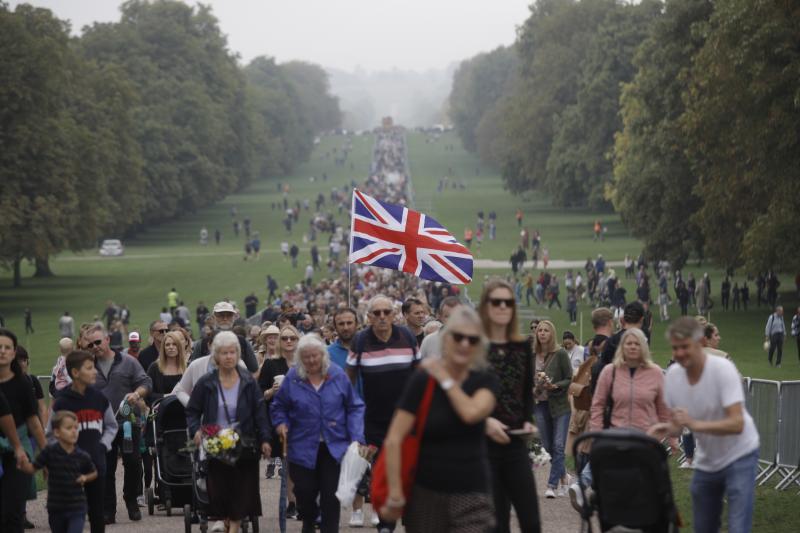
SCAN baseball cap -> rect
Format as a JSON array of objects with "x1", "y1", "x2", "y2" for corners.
[
  {"x1": 264, "y1": 325, "x2": 280, "y2": 336},
  {"x1": 128, "y1": 332, "x2": 140, "y2": 342},
  {"x1": 213, "y1": 301, "x2": 236, "y2": 314}
]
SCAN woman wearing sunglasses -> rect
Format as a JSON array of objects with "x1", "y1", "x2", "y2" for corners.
[
  {"x1": 256, "y1": 325, "x2": 300, "y2": 514},
  {"x1": 478, "y1": 279, "x2": 541, "y2": 533},
  {"x1": 380, "y1": 307, "x2": 498, "y2": 532}
]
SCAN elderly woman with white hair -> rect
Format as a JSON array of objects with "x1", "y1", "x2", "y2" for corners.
[
  {"x1": 186, "y1": 331, "x2": 272, "y2": 533},
  {"x1": 271, "y1": 334, "x2": 365, "y2": 533}
]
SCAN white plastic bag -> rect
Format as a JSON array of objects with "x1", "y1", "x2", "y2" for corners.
[{"x1": 335, "y1": 441, "x2": 370, "y2": 507}]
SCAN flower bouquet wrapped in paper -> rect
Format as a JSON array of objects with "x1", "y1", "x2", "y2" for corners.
[{"x1": 200, "y1": 424, "x2": 241, "y2": 466}]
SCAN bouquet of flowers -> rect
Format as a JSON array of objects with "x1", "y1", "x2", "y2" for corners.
[
  {"x1": 528, "y1": 439, "x2": 551, "y2": 469},
  {"x1": 200, "y1": 424, "x2": 241, "y2": 466},
  {"x1": 534, "y1": 371, "x2": 553, "y2": 397}
]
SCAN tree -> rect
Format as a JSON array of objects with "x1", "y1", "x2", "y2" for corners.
[
  {"x1": 0, "y1": 4, "x2": 111, "y2": 286},
  {"x1": 449, "y1": 46, "x2": 518, "y2": 153},
  {"x1": 682, "y1": 0, "x2": 800, "y2": 272},
  {"x1": 545, "y1": 0, "x2": 660, "y2": 208},
  {"x1": 281, "y1": 61, "x2": 341, "y2": 133},
  {"x1": 610, "y1": 0, "x2": 714, "y2": 268}
]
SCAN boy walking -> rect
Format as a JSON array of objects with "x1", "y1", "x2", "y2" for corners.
[
  {"x1": 21, "y1": 411, "x2": 98, "y2": 533},
  {"x1": 48, "y1": 350, "x2": 118, "y2": 533}
]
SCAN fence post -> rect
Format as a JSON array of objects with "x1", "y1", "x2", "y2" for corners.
[
  {"x1": 748, "y1": 379, "x2": 781, "y2": 485},
  {"x1": 775, "y1": 381, "x2": 800, "y2": 490}
]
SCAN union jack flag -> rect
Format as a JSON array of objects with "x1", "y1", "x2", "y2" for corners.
[{"x1": 348, "y1": 189, "x2": 473, "y2": 284}]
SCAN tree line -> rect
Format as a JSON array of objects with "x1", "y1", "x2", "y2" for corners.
[
  {"x1": 448, "y1": 0, "x2": 799, "y2": 272},
  {"x1": 0, "y1": 0, "x2": 341, "y2": 287}
]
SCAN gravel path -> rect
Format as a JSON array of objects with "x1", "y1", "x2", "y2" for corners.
[{"x1": 24, "y1": 461, "x2": 581, "y2": 532}]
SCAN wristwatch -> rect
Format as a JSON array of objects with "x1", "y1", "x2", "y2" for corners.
[{"x1": 440, "y1": 378, "x2": 455, "y2": 391}]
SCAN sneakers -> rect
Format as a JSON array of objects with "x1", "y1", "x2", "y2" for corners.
[
  {"x1": 349, "y1": 509, "x2": 365, "y2": 527},
  {"x1": 370, "y1": 511, "x2": 380, "y2": 526},
  {"x1": 544, "y1": 487, "x2": 556, "y2": 499},
  {"x1": 211, "y1": 520, "x2": 225, "y2": 532},
  {"x1": 679, "y1": 460, "x2": 694, "y2": 469},
  {"x1": 286, "y1": 501, "x2": 298, "y2": 520},
  {"x1": 568, "y1": 483, "x2": 583, "y2": 512},
  {"x1": 126, "y1": 500, "x2": 142, "y2": 521}
]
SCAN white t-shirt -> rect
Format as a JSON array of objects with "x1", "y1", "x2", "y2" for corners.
[
  {"x1": 566, "y1": 345, "x2": 585, "y2": 373},
  {"x1": 664, "y1": 355, "x2": 759, "y2": 472}
]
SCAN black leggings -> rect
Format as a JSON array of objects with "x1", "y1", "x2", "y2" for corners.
[
  {"x1": 290, "y1": 443, "x2": 340, "y2": 533},
  {"x1": 488, "y1": 438, "x2": 541, "y2": 533},
  {"x1": 0, "y1": 453, "x2": 32, "y2": 533}
]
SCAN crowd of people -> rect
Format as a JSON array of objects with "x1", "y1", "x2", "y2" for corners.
[{"x1": 0, "y1": 127, "x2": 780, "y2": 533}]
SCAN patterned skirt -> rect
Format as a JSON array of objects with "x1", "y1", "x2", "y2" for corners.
[{"x1": 404, "y1": 484, "x2": 495, "y2": 533}]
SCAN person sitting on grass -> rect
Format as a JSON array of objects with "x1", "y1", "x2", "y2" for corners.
[{"x1": 21, "y1": 410, "x2": 98, "y2": 533}]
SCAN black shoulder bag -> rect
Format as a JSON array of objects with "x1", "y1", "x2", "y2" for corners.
[{"x1": 602, "y1": 367, "x2": 616, "y2": 429}]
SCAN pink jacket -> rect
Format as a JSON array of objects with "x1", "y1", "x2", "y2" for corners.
[{"x1": 590, "y1": 364, "x2": 670, "y2": 433}]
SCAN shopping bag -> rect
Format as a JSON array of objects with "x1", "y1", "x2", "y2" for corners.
[{"x1": 335, "y1": 441, "x2": 370, "y2": 507}]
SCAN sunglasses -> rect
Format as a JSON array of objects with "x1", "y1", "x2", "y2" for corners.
[
  {"x1": 281, "y1": 336, "x2": 298, "y2": 342},
  {"x1": 85, "y1": 339, "x2": 103, "y2": 348},
  {"x1": 450, "y1": 332, "x2": 481, "y2": 346},
  {"x1": 154, "y1": 329, "x2": 169, "y2": 334},
  {"x1": 371, "y1": 309, "x2": 392, "y2": 317},
  {"x1": 489, "y1": 298, "x2": 515, "y2": 308}
]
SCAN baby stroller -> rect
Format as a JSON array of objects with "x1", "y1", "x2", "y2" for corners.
[
  {"x1": 146, "y1": 396, "x2": 194, "y2": 518},
  {"x1": 572, "y1": 429, "x2": 681, "y2": 533},
  {"x1": 188, "y1": 431, "x2": 260, "y2": 533}
]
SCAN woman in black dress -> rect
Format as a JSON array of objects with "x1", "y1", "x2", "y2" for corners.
[
  {"x1": 478, "y1": 280, "x2": 541, "y2": 533},
  {"x1": 187, "y1": 331, "x2": 271, "y2": 533},
  {"x1": 0, "y1": 328, "x2": 47, "y2": 533},
  {"x1": 381, "y1": 307, "x2": 499, "y2": 532}
]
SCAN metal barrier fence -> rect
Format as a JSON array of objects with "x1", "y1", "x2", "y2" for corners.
[
  {"x1": 748, "y1": 380, "x2": 781, "y2": 483},
  {"x1": 776, "y1": 381, "x2": 800, "y2": 490}
]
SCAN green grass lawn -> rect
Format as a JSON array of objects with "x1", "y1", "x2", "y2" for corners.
[{"x1": 2, "y1": 130, "x2": 798, "y2": 384}]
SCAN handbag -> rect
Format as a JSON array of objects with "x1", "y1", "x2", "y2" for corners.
[
  {"x1": 370, "y1": 376, "x2": 436, "y2": 516},
  {"x1": 568, "y1": 355, "x2": 597, "y2": 412},
  {"x1": 602, "y1": 367, "x2": 616, "y2": 429}
]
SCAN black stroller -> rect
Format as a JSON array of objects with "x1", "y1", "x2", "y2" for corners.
[
  {"x1": 572, "y1": 429, "x2": 681, "y2": 533},
  {"x1": 146, "y1": 395, "x2": 194, "y2": 519}
]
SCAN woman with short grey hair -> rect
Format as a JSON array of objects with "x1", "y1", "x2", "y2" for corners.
[
  {"x1": 186, "y1": 331, "x2": 271, "y2": 533},
  {"x1": 271, "y1": 334, "x2": 365, "y2": 533}
]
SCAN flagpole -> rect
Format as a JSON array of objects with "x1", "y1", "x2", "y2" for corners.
[{"x1": 348, "y1": 189, "x2": 357, "y2": 309}]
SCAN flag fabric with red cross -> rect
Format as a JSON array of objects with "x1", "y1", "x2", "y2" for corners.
[{"x1": 348, "y1": 189, "x2": 473, "y2": 284}]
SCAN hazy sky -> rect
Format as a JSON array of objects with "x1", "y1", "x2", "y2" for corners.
[{"x1": 9, "y1": 0, "x2": 531, "y2": 71}]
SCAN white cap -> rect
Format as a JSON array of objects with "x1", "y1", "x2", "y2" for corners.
[{"x1": 213, "y1": 301, "x2": 236, "y2": 314}]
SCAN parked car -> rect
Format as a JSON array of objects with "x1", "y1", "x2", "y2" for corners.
[{"x1": 99, "y1": 239, "x2": 124, "y2": 257}]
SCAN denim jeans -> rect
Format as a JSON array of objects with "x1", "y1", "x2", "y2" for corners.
[
  {"x1": 690, "y1": 449, "x2": 758, "y2": 533},
  {"x1": 533, "y1": 402, "x2": 570, "y2": 488},
  {"x1": 48, "y1": 509, "x2": 86, "y2": 533}
]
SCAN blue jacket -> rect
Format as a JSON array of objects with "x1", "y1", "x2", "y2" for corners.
[
  {"x1": 186, "y1": 368, "x2": 271, "y2": 445},
  {"x1": 270, "y1": 364, "x2": 365, "y2": 469}
]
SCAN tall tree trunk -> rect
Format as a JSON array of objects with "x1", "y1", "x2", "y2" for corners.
[
  {"x1": 13, "y1": 257, "x2": 21, "y2": 288},
  {"x1": 34, "y1": 256, "x2": 54, "y2": 277}
]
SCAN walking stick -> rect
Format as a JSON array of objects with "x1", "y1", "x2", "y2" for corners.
[{"x1": 278, "y1": 434, "x2": 288, "y2": 533}]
